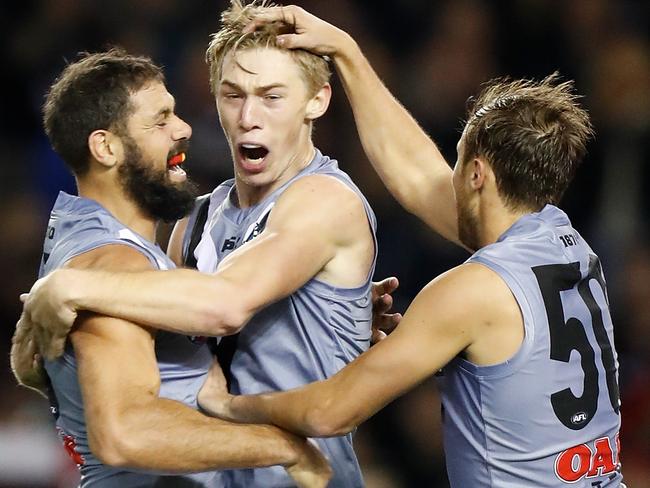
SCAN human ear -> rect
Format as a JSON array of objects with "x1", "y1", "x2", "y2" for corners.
[
  {"x1": 88, "y1": 130, "x2": 120, "y2": 169},
  {"x1": 305, "y1": 83, "x2": 331, "y2": 121}
]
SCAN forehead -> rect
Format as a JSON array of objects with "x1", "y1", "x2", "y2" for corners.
[
  {"x1": 129, "y1": 81, "x2": 174, "y2": 120},
  {"x1": 457, "y1": 124, "x2": 469, "y2": 153},
  {"x1": 220, "y1": 47, "x2": 304, "y2": 87}
]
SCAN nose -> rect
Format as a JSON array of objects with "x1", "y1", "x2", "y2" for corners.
[
  {"x1": 239, "y1": 97, "x2": 262, "y2": 131},
  {"x1": 172, "y1": 115, "x2": 192, "y2": 141}
]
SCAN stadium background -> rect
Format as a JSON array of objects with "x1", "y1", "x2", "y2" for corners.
[{"x1": 0, "y1": 0, "x2": 648, "y2": 486}]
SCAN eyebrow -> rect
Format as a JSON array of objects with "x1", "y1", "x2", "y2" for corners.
[
  {"x1": 153, "y1": 96, "x2": 176, "y2": 119},
  {"x1": 154, "y1": 107, "x2": 172, "y2": 119},
  {"x1": 220, "y1": 80, "x2": 288, "y2": 92}
]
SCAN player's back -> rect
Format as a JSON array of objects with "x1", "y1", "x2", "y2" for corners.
[
  {"x1": 185, "y1": 150, "x2": 377, "y2": 488},
  {"x1": 41, "y1": 192, "x2": 218, "y2": 487},
  {"x1": 437, "y1": 204, "x2": 624, "y2": 487}
]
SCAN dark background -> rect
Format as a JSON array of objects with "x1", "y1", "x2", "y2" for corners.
[{"x1": 1, "y1": 1, "x2": 648, "y2": 486}]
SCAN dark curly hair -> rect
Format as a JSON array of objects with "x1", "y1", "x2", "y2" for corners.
[{"x1": 43, "y1": 48, "x2": 164, "y2": 175}]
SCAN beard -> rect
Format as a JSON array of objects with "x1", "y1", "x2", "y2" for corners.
[
  {"x1": 456, "y1": 190, "x2": 481, "y2": 252},
  {"x1": 118, "y1": 136, "x2": 198, "y2": 223}
]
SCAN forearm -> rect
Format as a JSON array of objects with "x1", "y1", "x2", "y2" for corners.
[
  {"x1": 64, "y1": 268, "x2": 242, "y2": 336},
  {"x1": 202, "y1": 314, "x2": 446, "y2": 438},
  {"x1": 211, "y1": 379, "x2": 370, "y2": 439},
  {"x1": 332, "y1": 35, "x2": 458, "y2": 242},
  {"x1": 219, "y1": 389, "x2": 329, "y2": 438},
  {"x1": 99, "y1": 397, "x2": 304, "y2": 471}
]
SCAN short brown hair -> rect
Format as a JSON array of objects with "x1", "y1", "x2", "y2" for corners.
[
  {"x1": 43, "y1": 48, "x2": 164, "y2": 175},
  {"x1": 463, "y1": 73, "x2": 594, "y2": 211},
  {"x1": 205, "y1": 0, "x2": 331, "y2": 97}
]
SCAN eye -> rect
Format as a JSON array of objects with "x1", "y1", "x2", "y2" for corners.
[
  {"x1": 224, "y1": 92, "x2": 242, "y2": 99},
  {"x1": 156, "y1": 121, "x2": 168, "y2": 128},
  {"x1": 264, "y1": 94, "x2": 281, "y2": 101}
]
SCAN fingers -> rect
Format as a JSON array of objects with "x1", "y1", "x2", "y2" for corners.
[
  {"x1": 243, "y1": 5, "x2": 299, "y2": 34},
  {"x1": 276, "y1": 34, "x2": 301, "y2": 49},
  {"x1": 371, "y1": 276, "x2": 401, "y2": 344},
  {"x1": 32, "y1": 353, "x2": 43, "y2": 371},
  {"x1": 373, "y1": 292, "x2": 393, "y2": 315},
  {"x1": 375, "y1": 312, "x2": 402, "y2": 333},
  {"x1": 371, "y1": 276, "x2": 399, "y2": 299},
  {"x1": 258, "y1": 5, "x2": 299, "y2": 25},
  {"x1": 382, "y1": 312, "x2": 402, "y2": 333},
  {"x1": 43, "y1": 336, "x2": 67, "y2": 361},
  {"x1": 371, "y1": 329, "x2": 386, "y2": 345},
  {"x1": 371, "y1": 311, "x2": 402, "y2": 345}
]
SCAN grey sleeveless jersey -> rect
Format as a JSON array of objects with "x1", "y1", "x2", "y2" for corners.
[
  {"x1": 437, "y1": 205, "x2": 623, "y2": 487},
  {"x1": 184, "y1": 150, "x2": 377, "y2": 487},
  {"x1": 41, "y1": 192, "x2": 219, "y2": 487}
]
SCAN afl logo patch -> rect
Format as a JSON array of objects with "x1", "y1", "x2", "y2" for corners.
[{"x1": 570, "y1": 412, "x2": 588, "y2": 425}]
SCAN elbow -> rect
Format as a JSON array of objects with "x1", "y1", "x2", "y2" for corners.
[
  {"x1": 202, "y1": 307, "x2": 249, "y2": 337},
  {"x1": 303, "y1": 405, "x2": 356, "y2": 438},
  {"x1": 221, "y1": 306, "x2": 251, "y2": 336},
  {"x1": 87, "y1": 420, "x2": 142, "y2": 468},
  {"x1": 398, "y1": 187, "x2": 429, "y2": 220},
  {"x1": 202, "y1": 298, "x2": 252, "y2": 336}
]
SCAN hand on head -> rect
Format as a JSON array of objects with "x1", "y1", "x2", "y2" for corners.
[{"x1": 244, "y1": 5, "x2": 349, "y2": 56}]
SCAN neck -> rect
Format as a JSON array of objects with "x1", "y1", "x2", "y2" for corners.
[
  {"x1": 477, "y1": 198, "x2": 531, "y2": 248},
  {"x1": 76, "y1": 176, "x2": 157, "y2": 242},
  {"x1": 235, "y1": 143, "x2": 315, "y2": 208}
]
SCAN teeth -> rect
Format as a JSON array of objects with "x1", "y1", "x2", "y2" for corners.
[
  {"x1": 241, "y1": 144, "x2": 262, "y2": 149},
  {"x1": 168, "y1": 165, "x2": 186, "y2": 176}
]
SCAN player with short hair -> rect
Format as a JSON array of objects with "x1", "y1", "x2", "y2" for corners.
[
  {"x1": 195, "y1": 7, "x2": 626, "y2": 487},
  {"x1": 11, "y1": 47, "x2": 331, "y2": 487},
  {"x1": 16, "y1": 2, "x2": 383, "y2": 487}
]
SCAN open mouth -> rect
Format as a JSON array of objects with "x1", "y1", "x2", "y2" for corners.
[
  {"x1": 238, "y1": 143, "x2": 269, "y2": 165},
  {"x1": 167, "y1": 152, "x2": 187, "y2": 177}
]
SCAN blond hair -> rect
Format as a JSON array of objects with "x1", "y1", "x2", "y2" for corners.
[{"x1": 206, "y1": 0, "x2": 330, "y2": 97}]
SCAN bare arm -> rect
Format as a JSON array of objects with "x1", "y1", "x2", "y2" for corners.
[
  {"x1": 249, "y1": 6, "x2": 459, "y2": 244},
  {"x1": 25, "y1": 175, "x2": 371, "y2": 351},
  {"x1": 199, "y1": 263, "x2": 523, "y2": 437},
  {"x1": 10, "y1": 243, "x2": 166, "y2": 387},
  {"x1": 74, "y1": 314, "x2": 322, "y2": 473},
  {"x1": 65, "y1": 245, "x2": 330, "y2": 483}
]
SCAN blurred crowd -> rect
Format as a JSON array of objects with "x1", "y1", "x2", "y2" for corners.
[{"x1": 1, "y1": 0, "x2": 648, "y2": 486}]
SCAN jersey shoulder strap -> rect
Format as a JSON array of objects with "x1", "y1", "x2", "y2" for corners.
[{"x1": 184, "y1": 195, "x2": 211, "y2": 268}]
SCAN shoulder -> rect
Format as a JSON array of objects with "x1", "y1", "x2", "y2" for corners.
[
  {"x1": 421, "y1": 263, "x2": 506, "y2": 307},
  {"x1": 65, "y1": 243, "x2": 155, "y2": 273},
  {"x1": 418, "y1": 263, "x2": 519, "y2": 334},
  {"x1": 272, "y1": 174, "x2": 367, "y2": 227},
  {"x1": 265, "y1": 174, "x2": 371, "y2": 249},
  {"x1": 284, "y1": 173, "x2": 359, "y2": 198}
]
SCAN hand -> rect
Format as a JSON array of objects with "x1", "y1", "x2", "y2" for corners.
[
  {"x1": 371, "y1": 277, "x2": 402, "y2": 344},
  {"x1": 199, "y1": 361, "x2": 332, "y2": 488},
  {"x1": 22, "y1": 270, "x2": 78, "y2": 360},
  {"x1": 197, "y1": 358, "x2": 234, "y2": 420},
  {"x1": 10, "y1": 312, "x2": 49, "y2": 397},
  {"x1": 285, "y1": 438, "x2": 332, "y2": 488},
  {"x1": 245, "y1": 4, "x2": 351, "y2": 57}
]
